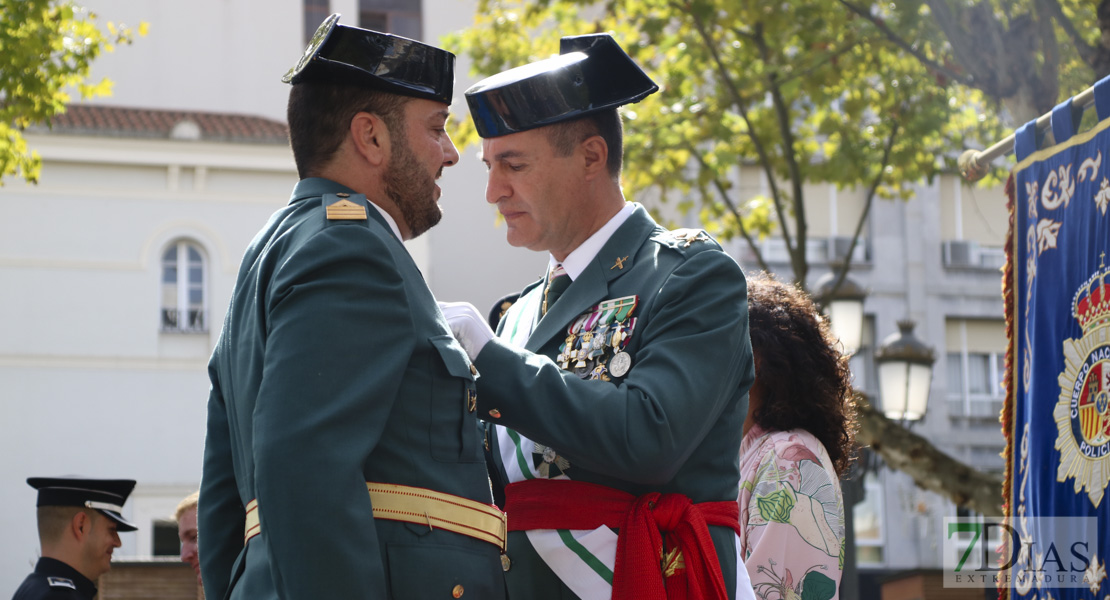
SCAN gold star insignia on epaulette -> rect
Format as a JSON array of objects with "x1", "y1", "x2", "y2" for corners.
[
  {"x1": 326, "y1": 198, "x2": 367, "y2": 220},
  {"x1": 611, "y1": 256, "x2": 629, "y2": 270},
  {"x1": 672, "y1": 228, "x2": 711, "y2": 248}
]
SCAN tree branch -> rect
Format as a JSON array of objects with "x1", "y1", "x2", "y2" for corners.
[
  {"x1": 855, "y1": 393, "x2": 1004, "y2": 516},
  {"x1": 1035, "y1": 0, "x2": 1061, "y2": 95},
  {"x1": 757, "y1": 29, "x2": 810, "y2": 282},
  {"x1": 730, "y1": 25, "x2": 756, "y2": 43},
  {"x1": 828, "y1": 119, "x2": 900, "y2": 296},
  {"x1": 838, "y1": 0, "x2": 976, "y2": 87},
  {"x1": 690, "y1": 149, "x2": 774, "y2": 274},
  {"x1": 1039, "y1": 0, "x2": 1099, "y2": 68},
  {"x1": 676, "y1": 0, "x2": 795, "y2": 256},
  {"x1": 776, "y1": 40, "x2": 860, "y2": 87}
]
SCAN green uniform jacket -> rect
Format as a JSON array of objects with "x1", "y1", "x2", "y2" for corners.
[
  {"x1": 200, "y1": 178, "x2": 504, "y2": 600},
  {"x1": 477, "y1": 205, "x2": 755, "y2": 599}
]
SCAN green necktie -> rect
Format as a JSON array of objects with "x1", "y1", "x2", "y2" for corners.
[
  {"x1": 542, "y1": 264, "x2": 570, "y2": 316},
  {"x1": 535, "y1": 265, "x2": 572, "y2": 475}
]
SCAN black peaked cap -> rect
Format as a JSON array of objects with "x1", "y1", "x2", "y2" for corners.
[{"x1": 28, "y1": 477, "x2": 138, "y2": 532}]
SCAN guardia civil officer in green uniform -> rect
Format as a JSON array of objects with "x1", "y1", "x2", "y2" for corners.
[
  {"x1": 199, "y1": 15, "x2": 506, "y2": 600},
  {"x1": 13, "y1": 478, "x2": 137, "y2": 600},
  {"x1": 441, "y1": 35, "x2": 757, "y2": 600}
]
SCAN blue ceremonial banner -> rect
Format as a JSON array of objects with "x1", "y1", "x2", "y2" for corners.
[{"x1": 1004, "y1": 76, "x2": 1110, "y2": 599}]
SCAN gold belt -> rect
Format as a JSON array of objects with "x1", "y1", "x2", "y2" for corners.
[{"x1": 243, "y1": 482, "x2": 507, "y2": 551}]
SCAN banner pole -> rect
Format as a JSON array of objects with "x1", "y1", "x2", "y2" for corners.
[{"x1": 958, "y1": 84, "x2": 1098, "y2": 182}]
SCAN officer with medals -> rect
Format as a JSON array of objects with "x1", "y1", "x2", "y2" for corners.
[
  {"x1": 442, "y1": 34, "x2": 756, "y2": 600},
  {"x1": 200, "y1": 15, "x2": 505, "y2": 600},
  {"x1": 13, "y1": 478, "x2": 137, "y2": 600}
]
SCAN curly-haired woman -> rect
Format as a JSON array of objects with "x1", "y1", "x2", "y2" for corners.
[{"x1": 739, "y1": 273, "x2": 858, "y2": 600}]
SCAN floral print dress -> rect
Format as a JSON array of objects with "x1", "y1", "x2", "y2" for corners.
[{"x1": 738, "y1": 425, "x2": 845, "y2": 600}]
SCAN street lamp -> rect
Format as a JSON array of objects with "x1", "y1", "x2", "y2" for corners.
[
  {"x1": 814, "y1": 271, "x2": 867, "y2": 355},
  {"x1": 875, "y1": 319, "x2": 936, "y2": 421}
]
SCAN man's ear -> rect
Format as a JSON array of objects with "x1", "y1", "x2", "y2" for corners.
[
  {"x1": 580, "y1": 135, "x2": 609, "y2": 180},
  {"x1": 350, "y1": 112, "x2": 389, "y2": 167},
  {"x1": 70, "y1": 511, "x2": 90, "y2": 541}
]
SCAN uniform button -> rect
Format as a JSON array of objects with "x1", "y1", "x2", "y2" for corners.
[
  {"x1": 470, "y1": 364, "x2": 478, "y2": 376},
  {"x1": 336, "y1": 192, "x2": 349, "y2": 198},
  {"x1": 452, "y1": 584, "x2": 465, "y2": 598},
  {"x1": 488, "y1": 408, "x2": 501, "y2": 419},
  {"x1": 501, "y1": 554, "x2": 511, "y2": 572}
]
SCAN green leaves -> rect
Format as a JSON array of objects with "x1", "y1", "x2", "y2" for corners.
[
  {"x1": 442, "y1": 0, "x2": 1020, "y2": 279},
  {"x1": 1, "y1": 0, "x2": 146, "y2": 185}
]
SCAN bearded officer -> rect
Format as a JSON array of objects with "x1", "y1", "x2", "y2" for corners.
[
  {"x1": 199, "y1": 14, "x2": 505, "y2": 600},
  {"x1": 13, "y1": 478, "x2": 137, "y2": 600},
  {"x1": 442, "y1": 34, "x2": 757, "y2": 600}
]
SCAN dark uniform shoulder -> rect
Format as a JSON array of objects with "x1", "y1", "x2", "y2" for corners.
[
  {"x1": 13, "y1": 559, "x2": 97, "y2": 600},
  {"x1": 12, "y1": 574, "x2": 87, "y2": 600},
  {"x1": 650, "y1": 227, "x2": 723, "y2": 256},
  {"x1": 488, "y1": 292, "x2": 521, "y2": 330}
]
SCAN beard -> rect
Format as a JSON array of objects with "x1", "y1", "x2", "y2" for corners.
[{"x1": 384, "y1": 135, "x2": 442, "y2": 239}]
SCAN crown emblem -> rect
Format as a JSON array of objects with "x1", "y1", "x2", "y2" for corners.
[{"x1": 1072, "y1": 252, "x2": 1110, "y2": 333}]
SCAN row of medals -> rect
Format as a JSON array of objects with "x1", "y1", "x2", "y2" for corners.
[
  {"x1": 536, "y1": 296, "x2": 639, "y2": 476},
  {"x1": 555, "y1": 295, "x2": 638, "y2": 381}
]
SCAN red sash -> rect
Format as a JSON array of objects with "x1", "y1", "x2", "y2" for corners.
[{"x1": 505, "y1": 479, "x2": 741, "y2": 600}]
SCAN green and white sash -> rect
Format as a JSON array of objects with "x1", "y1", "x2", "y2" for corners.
[{"x1": 495, "y1": 284, "x2": 619, "y2": 598}]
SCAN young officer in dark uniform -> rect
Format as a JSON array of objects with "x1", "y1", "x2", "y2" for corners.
[
  {"x1": 199, "y1": 14, "x2": 505, "y2": 600},
  {"x1": 442, "y1": 34, "x2": 756, "y2": 600},
  {"x1": 13, "y1": 478, "x2": 137, "y2": 600}
]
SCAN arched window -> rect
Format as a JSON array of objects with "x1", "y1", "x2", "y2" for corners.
[
  {"x1": 359, "y1": 0, "x2": 421, "y2": 40},
  {"x1": 303, "y1": 0, "x2": 330, "y2": 43},
  {"x1": 161, "y1": 241, "x2": 207, "y2": 333}
]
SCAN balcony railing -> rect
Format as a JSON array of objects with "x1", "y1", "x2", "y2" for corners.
[
  {"x1": 734, "y1": 236, "x2": 871, "y2": 265},
  {"x1": 161, "y1": 308, "x2": 207, "y2": 333},
  {"x1": 947, "y1": 396, "x2": 1004, "y2": 419}
]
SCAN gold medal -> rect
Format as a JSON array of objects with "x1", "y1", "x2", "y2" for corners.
[
  {"x1": 557, "y1": 332, "x2": 578, "y2": 368},
  {"x1": 576, "y1": 332, "x2": 592, "y2": 368}
]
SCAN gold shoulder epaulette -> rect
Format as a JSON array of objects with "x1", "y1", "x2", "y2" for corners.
[{"x1": 325, "y1": 194, "x2": 367, "y2": 221}]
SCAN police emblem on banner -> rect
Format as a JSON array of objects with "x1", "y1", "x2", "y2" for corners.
[{"x1": 1055, "y1": 259, "x2": 1110, "y2": 508}]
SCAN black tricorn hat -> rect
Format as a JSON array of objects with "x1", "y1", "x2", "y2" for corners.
[
  {"x1": 465, "y1": 34, "x2": 658, "y2": 138},
  {"x1": 282, "y1": 13, "x2": 455, "y2": 105},
  {"x1": 28, "y1": 477, "x2": 138, "y2": 532}
]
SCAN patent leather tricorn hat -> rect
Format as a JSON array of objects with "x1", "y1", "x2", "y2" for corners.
[
  {"x1": 282, "y1": 13, "x2": 455, "y2": 105},
  {"x1": 465, "y1": 34, "x2": 658, "y2": 138}
]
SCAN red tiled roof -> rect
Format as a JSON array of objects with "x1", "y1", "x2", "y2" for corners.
[{"x1": 28, "y1": 104, "x2": 289, "y2": 145}]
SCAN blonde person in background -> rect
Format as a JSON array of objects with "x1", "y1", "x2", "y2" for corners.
[{"x1": 174, "y1": 492, "x2": 201, "y2": 590}]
